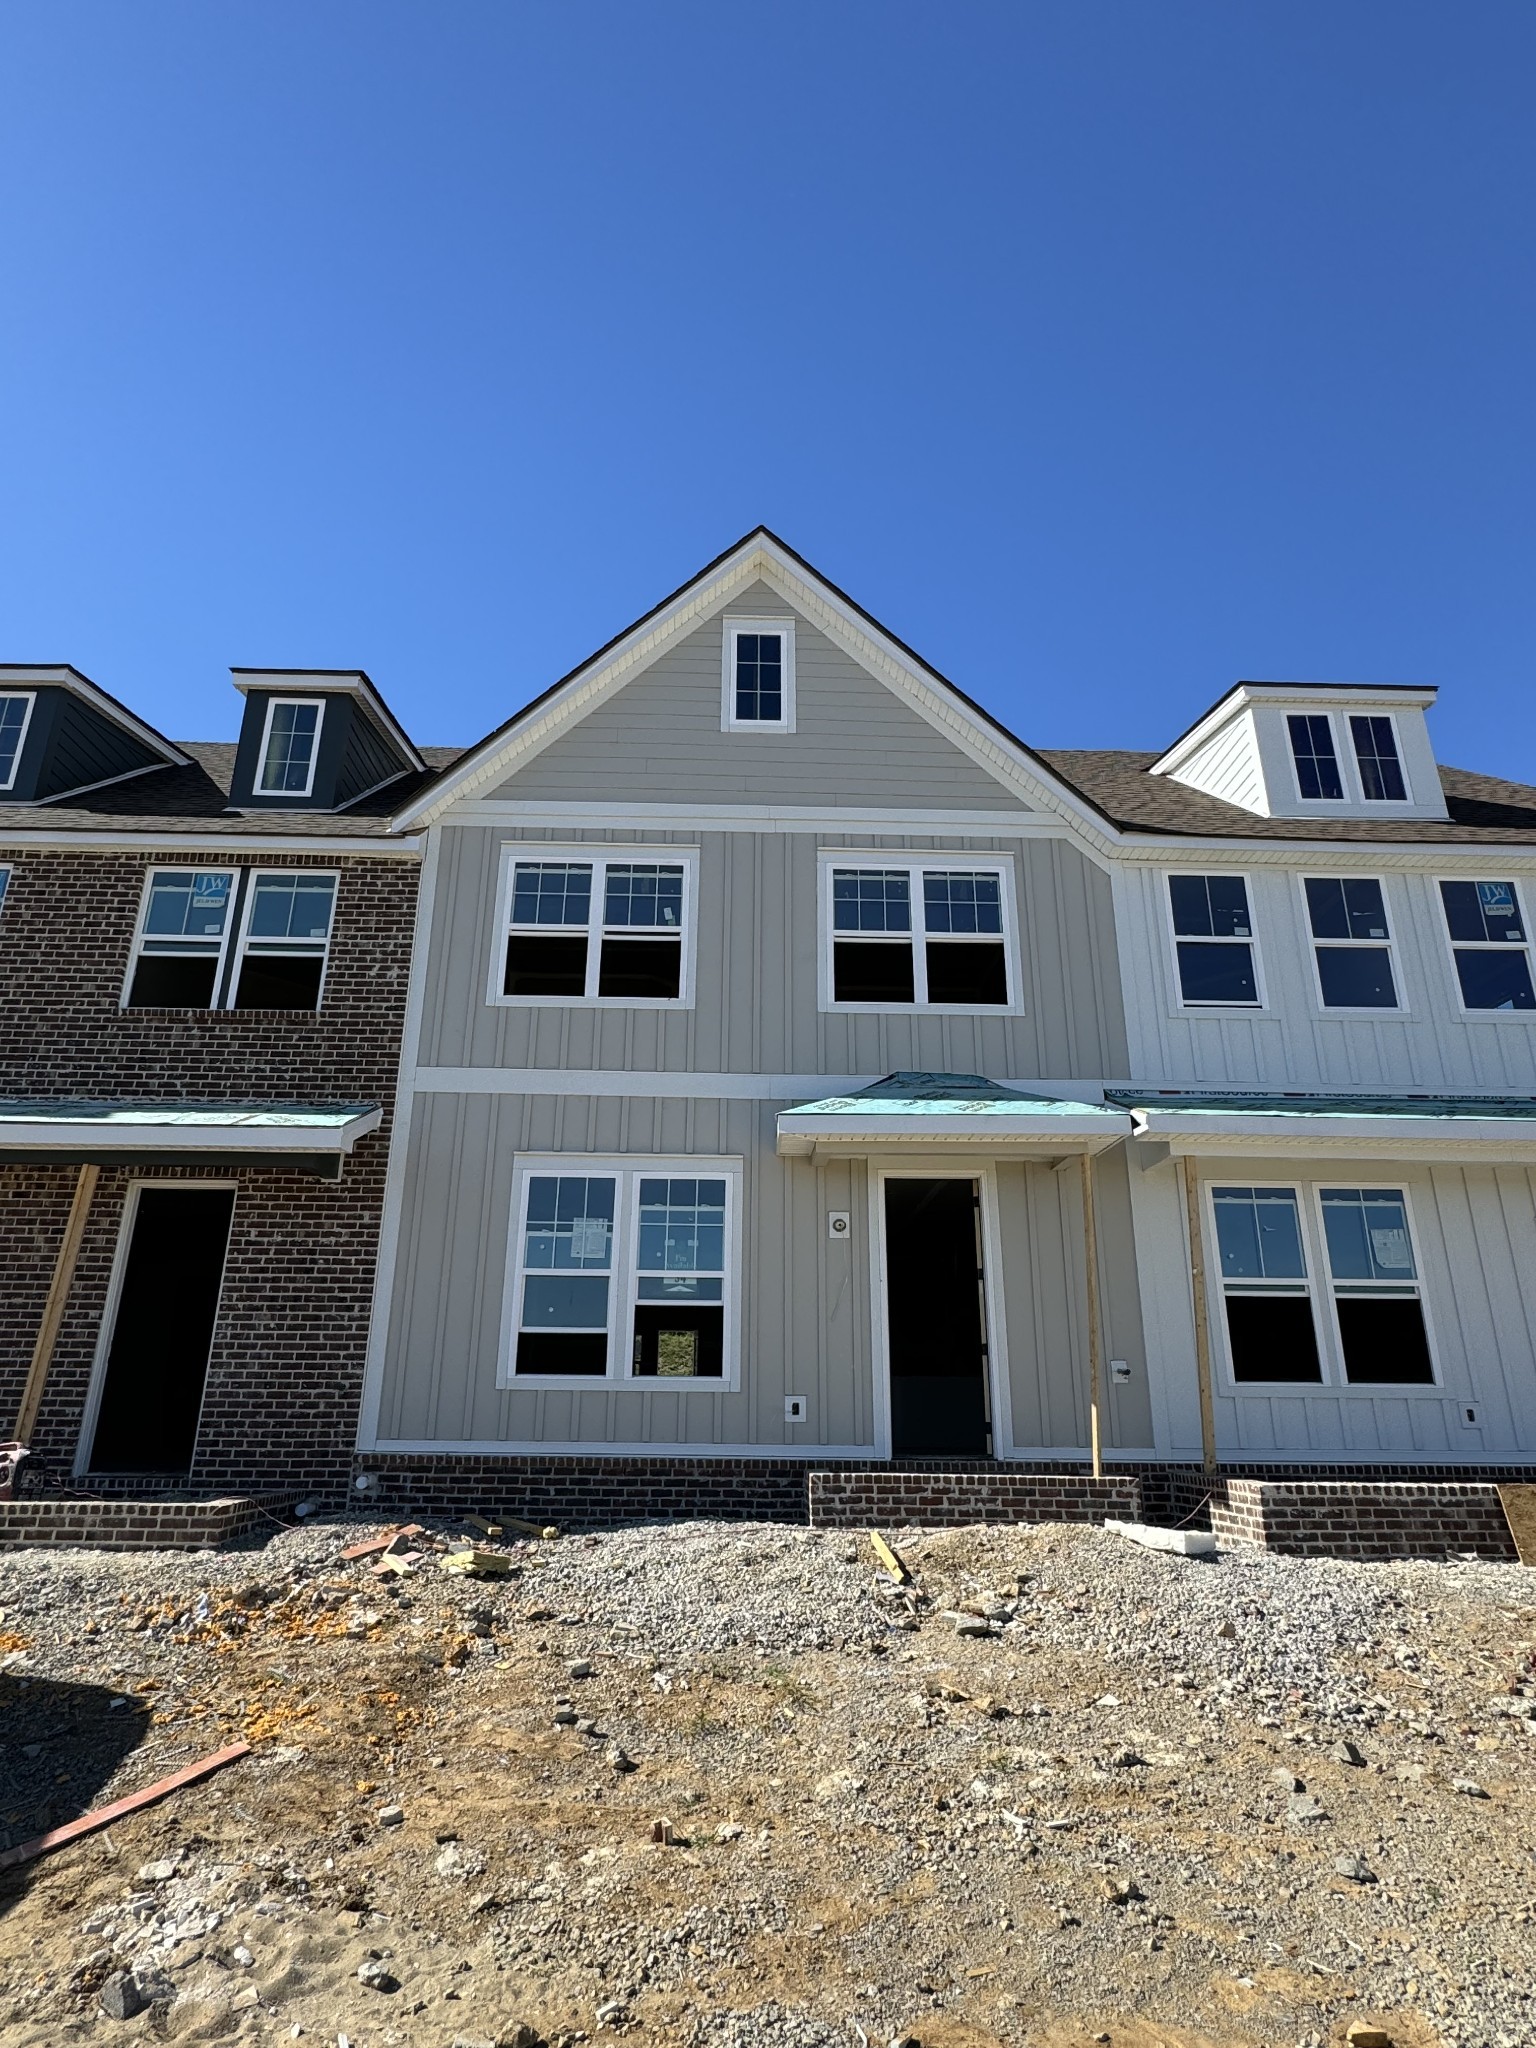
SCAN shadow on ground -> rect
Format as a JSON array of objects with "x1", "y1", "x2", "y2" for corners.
[{"x1": 0, "y1": 1673, "x2": 152, "y2": 1910}]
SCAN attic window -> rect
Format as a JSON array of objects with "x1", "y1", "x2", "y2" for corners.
[
  {"x1": 1287, "y1": 714, "x2": 1343, "y2": 801},
  {"x1": 1349, "y1": 715, "x2": 1408, "y2": 803},
  {"x1": 255, "y1": 698, "x2": 325, "y2": 797},
  {"x1": 722, "y1": 619, "x2": 795, "y2": 732},
  {"x1": 0, "y1": 693, "x2": 35, "y2": 793}
]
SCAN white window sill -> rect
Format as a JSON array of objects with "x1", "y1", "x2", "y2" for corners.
[
  {"x1": 489, "y1": 995, "x2": 695, "y2": 1011},
  {"x1": 822, "y1": 1001, "x2": 1026, "y2": 1019},
  {"x1": 498, "y1": 1373, "x2": 737, "y2": 1394}
]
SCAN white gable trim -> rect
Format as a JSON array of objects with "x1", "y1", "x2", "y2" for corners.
[{"x1": 390, "y1": 535, "x2": 1118, "y2": 857}]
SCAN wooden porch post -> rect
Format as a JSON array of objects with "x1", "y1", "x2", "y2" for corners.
[
  {"x1": 1078, "y1": 1150, "x2": 1103, "y2": 1480},
  {"x1": 1179, "y1": 1154, "x2": 1219, "y2": 1475},
  {"x1": 13, "y1": 1164, "x2": 99, "y2": 1445}
]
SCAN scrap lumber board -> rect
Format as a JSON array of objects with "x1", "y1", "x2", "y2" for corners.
[
  {"x1": 869, "y1": 1531, "x2": 911, "y2": 1583},
  {"x1": 340, "y1": 1524, "x2": 422, "y2": 1561},
  {"x1": 1498, "y1": 1486, "x2": 1536, "y2": 1566},
  {"x1": 0, "y1": 1741, "x2": 251, "y2": 1873}
]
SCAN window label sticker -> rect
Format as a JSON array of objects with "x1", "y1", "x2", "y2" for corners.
[
  {"x1": 1370, "y1": 1227, "x2": 1412, "y2": 1270},
  {"x1": 1479, "y1": 882, "x2": 1516, "y2": 918}
]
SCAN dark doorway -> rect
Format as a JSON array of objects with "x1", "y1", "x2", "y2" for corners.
[
  {"x1": 87, "y1": 1187, "x2": 235, "y2": 1475},
  {"x1": 884, "y1": 1177, "x2": 991, "y2": 1457}
]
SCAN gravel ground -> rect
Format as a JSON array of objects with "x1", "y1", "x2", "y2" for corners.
[{"x1": 0, "y1": 1513, "x2": 1534, "y2": 2048}]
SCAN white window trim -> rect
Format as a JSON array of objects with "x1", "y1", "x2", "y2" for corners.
[
  {"x1": 1346, "y1": 708, "x2": 1413, "y2": 805},
  {"x1": 1296, "y1": 872, "x2": 1407, "y2": 1017},
  {"x1": 488, "y1": 842, "x2": 700, "y2": 1010},
  {"x1": 253, "y1": 696, "x2": 326, "y2": 799},
  {"x1": 227, "y1": 867, "x2": 340, "y2": 1010},
  {"x1": 1434, "y1": 872, "x2": 1536, "y2": 1022},
  {"x1": 816, "y1": 850, "x2": 1024, "y2": 1015},
  {"x1": 1162, "y1": 869, "x2": 1268, "y2": 1013},
  {"x1": 496, "y1": 1153, "x2": 743, "y2": 1391},
  {"x1": 721, "y1": 616, "x2": 796, "y2": 733},
  {"x1": 1284, "y1": 710, "x2": 1352, "y2": 808},
  {"x1": 73, "y1": 1179, "x2": 239, "y2": 1476},
  {"x1": 1202, "y1": 1177, "x2": 1439, "y2": 1393},
  {"x1": 0, "y1": 691, "x2": 36, "y2": 793},
  {"x1": 121, "y1": 866, "x2": 241, "y2": 1010}
]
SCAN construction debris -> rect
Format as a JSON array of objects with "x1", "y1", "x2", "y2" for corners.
[
  {"x1": 339, "y1": 1524, "x2": 423, "y2": 1562},
  {"x1": 0, "y1": 1741, "x2": 251, "y2": 1872},
  {"x1": 440, "y1": 1548, "x2": 516, "y2": 1578},
  {"x1": 499, "y1": 1516, "x2": 561, "y2": 1540},
  {"x1": 869, "y1": 1531, "x2": 911, "y2": 1583},
  {"x1": 1102, "y1": 1518, "x2": 1217, "y2": 1559}
]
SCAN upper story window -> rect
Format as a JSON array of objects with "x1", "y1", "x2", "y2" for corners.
[
  {"x1": 1439, "y1": 878, "x2": 1535, "y2": 1012},
  {"x1": 722, "y1": 618, "x2": 796, "y2": 732},
  {"x1": 498, "y1": 850, "x2": 694, "y2": 1005},
  {"x1": 125, "y1": 867, "x2": 338, "y2": 1011},
  {"x1": 823, "y1": 857, "x2": 1016, "y2": 1009},
  {"x1": 1287, "y1": 714, "x2": 1344, "y2": 801},
  {"x1": 255, "y1": 699, "x2": 325, "y2": 797},
  {"x1": 0, "y1": 693, "x2": 35, "y2": 792},
  {"x1": 1167, "y1": 874, "x2": 1261, "y2": 1008},
  {"x1": 1349, "y1": 715, "x2": 1408, "y2": 802},
  {"x1": 1303, "y1": 877, "x2": 1399, "y2": 1010},
  {"x1": 504, "y1": 1156, "x2": 738, "y2": 1385}
]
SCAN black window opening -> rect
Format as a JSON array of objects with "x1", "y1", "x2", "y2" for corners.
[
  {"x1": 1350, "y1": 715, "x2": 1408, "y2": 802},
  {"x1": 127, "y1": 868, "x2": 336, "y2": 1013},
  {"x1": 1169, "y1": 874, "x2": 1259, "y2": 1006},
  {"x1": 1211, "y1": 1186, "x2": 1322, "y2": 1383},
  {"x1": 1288, "y1": 714, "x2": 1344, "y2": 801},
  {"x1": 1304, "y1": 877, "x2": 1399, "y2": 1010},
  {"x1": 514, "y1": 1173, "x2": 616, "y2": 1376},
  {"x1": 503, "y1": 858, "x2": 685, "y2": 1002},
  {"x1": 1320, "y1": 1188, "x2": 1434, "y2": 1386},
  {"x1": 830, "y1": 866, "x2": 1009, "y2": 1008},
  {"x1": 733, "y1": 632, "x2": 783, "y2": 722},
  {"x1": 1440, "y1": 879, "x2": 1536, "y2": 1012},
  {"x1": 88, "y1": 1187, "x2": 236, "y2": 1474}
]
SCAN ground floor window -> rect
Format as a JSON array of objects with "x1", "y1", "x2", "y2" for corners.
[
  {"x1": 1209, "y1": 1180, "x2": 1434, "y2": 1387},
  {"x1": 504, "y1": 1156, "x2": 738, "y2": 1385}
]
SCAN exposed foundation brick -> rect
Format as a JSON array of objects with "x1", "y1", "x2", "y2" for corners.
[
  {"x1": 1207, "y1": 1478, "x2": 1520, "y2": 1561},
  {"x1": 807, "y1": 1470, "x2": 1140, "y2": 1528},
  {"x1": 0, "y1": 1493, "x2": 294, "y2": 1550}
]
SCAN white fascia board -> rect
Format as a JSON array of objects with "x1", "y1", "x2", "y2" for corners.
[
  {"x1": 1131, "y1": 1110, "x2": 1536, "y2": 1157},
  {"x1": 0, "y1": 666, "x2": 190, "y2": 767},
  {"x1": 0, "y1": 830, "x2": 421, "y2": 855},
  {"x1": 1149, "y1": 683, "x2": 1439, "y2": 780},
  {"x1": 360, "y1": 1438, "x2": 881, "y2": 1459},
  {"x1": 0, "y1": 1107, "x2": 383, "y2": 1154},
  {"x1": 231, "y1": 670, "x2": 426, "y2": 770},
  {"x1": 389, "y1": 536, "x2": 1120, "y2": 860},
  {"x1": 776, "y1": 1113, "x2": 1131, "y2": 1158},
  {"x1": 1114, "y1": 838, "x2": 1536, "y2": 868},
  {"x1": 441, "y1": 799, "x2": 1055, "y2": 834}
]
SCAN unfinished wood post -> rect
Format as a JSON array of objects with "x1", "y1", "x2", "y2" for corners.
[
  {"x1": 1079, "y1": 1149, "x2": 1103, "y2": 1480},
  {"x1": 1179, "y1": 1154, "x2": 1219, "y2": 1475},
  {"x1": 14, "y1": 1164, "x2": 99, "y2": 1444}
]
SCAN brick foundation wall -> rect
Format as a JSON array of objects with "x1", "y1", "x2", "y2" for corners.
[
  {"x1": 1208, "y1": 1478, "x2": 1520, "y2": 1561},
  {"x1": 0, "y1": 850, "x2": 417, "y2": 1497},
  {"x1": 352, "y1": 1454, "x2": 815, "y2": 1525},
  {"x1": 807, "y1": 1469, "x2": 1141, "y2": 1528},
  {"x1": 0, "y1": 1493, "x2": 295, "y2": 1550}
]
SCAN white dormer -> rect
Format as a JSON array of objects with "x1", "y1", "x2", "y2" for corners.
[{"x1": 1148, "y1": 682, "x2": 1447, "y2": 822}]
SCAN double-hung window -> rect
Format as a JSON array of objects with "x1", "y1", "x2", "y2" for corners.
[
  {"x1": 0, "y1": 693, "x2": 35, "y2": 792},
  {"x1": 1167, "y1": 874, "x2": 1260, "y2": 1007},
  {"x1": 125, "y1": 868, "x2": 338, "y2": 1010},
  {"x1": 255, "y1": 699, "x2": 324, "y2": 797},
  {"x1": 1439, "y1": 879, "x2": 1535, "y2": 1012},
  {"x1": 722, "y1": 618, "x2": 795, "y2": 731},
  {"x1": 505, "y1": 1158, "x2": 738, "y2": 1383},
  {"x1": 1303, "y1": 877, "x2": 1399, "y2": 1010},
  {"x1": 825, "y1": 859, "x2": 1014, "y2": 1008},
  {"x1": 1209, "y1": 1182, "x2": 1434, "y2": 1386},
  {"x1": 1287, "y1": 714, "x2": 1344, "y2": 801},
  {"x1": 499, "y1": 851, "x2": 692, "y2": 1003},
  {"x1": 1349, "y1": 715, "x2": 1408, "y2": 802}
]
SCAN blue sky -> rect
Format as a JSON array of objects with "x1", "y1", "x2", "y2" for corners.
[{"x1": 1, "y1": 3, "x2": 1533, "y2": 780}]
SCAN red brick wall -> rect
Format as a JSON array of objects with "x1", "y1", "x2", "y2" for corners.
[
  {"x1": 0, "y1": 849, "x2": 417, "y2": 1494},
  {"x1": 0, "y1": 1493, "x2": 294, "y2": 1549},
  {"x1": 1209, "y1": 1478, "x2": 1518, "y2": 1561},
  {"x1": 808, "y1": 1469, "x2": 1141, "y2": 1528}
]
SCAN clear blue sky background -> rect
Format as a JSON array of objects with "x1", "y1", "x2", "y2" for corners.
[{"x1": 1, "y1": 3, "x2": 1532, "y2": 780}]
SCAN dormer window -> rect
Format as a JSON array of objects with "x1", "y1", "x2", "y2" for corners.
[
  {"x1": 0, "y1": 693, "x2": 35, "y2": 792},
  {"x1": 255, "y1": 699, "x2": 324, "y2": 796},
  {"x1": 1349, "y1": 715, "x2": 1407, "y2": 802},
  {"x1": 722, "y1": 618, "x2": 795, "y2": 732},
  {"x1": 1287, "y1": 714, "x2": 1343, "y2": 801}
]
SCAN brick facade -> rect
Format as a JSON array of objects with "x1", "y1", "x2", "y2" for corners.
[
  {"x1": 0, "y1": 1493, "x2": 295, "y2": 1550},
  {"x1": 0, "y1": 848, "x2": 417, "y2": 1496},
  {"x1": 1207, "y1": 1477, "x2": 1520, "y2": 1561},
  {"x1": 807, "y1": 1468, "x2": 1141, "y2": 1528}
]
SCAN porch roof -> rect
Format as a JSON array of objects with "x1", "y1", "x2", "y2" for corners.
[
  {"x1": 1113, "y1": 1089, "x2": 1536, "y2": 1160},
  {"x1": 0, "y1": 1101, "x2": 382, "y2": 1176},
  {"x1": 775, "y1": 1072, "x2": 1132, "y2": 1158}
]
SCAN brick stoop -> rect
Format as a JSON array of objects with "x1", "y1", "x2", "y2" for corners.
[
  {"x1": 807, "y1": 1468, "x2": 1141, "y2": 1528},
  {"x1": 0, "y1": 1494, "x2": 296, "y2": 1550},
  {"x1": 1207, "y1": 1478, "x2": 1519, "y2": 1561}
]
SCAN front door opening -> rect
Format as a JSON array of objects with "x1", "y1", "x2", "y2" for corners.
[
  {"x1": 884, "y1": 1177, "x2": 991, "y2": 1457},
  {"x1": 87, "y1": 1186, "x2": 236, "y2": 1475}
]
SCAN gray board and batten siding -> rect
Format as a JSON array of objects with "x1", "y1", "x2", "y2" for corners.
[{"x1": 370, "y1": 583, "x2": 1146, "y2": 1457}]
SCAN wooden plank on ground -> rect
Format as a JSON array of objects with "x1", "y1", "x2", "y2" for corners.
[
  {"x1": 0, "y1": 1742, "x2": 251, "y2": 1872},
  {"x1": 870, "y1": 1531, "x2": 911, "y2": 1583},
  {"x1": 1497, "y1": 1485, "x2": 1536, "y2": 1565}
]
